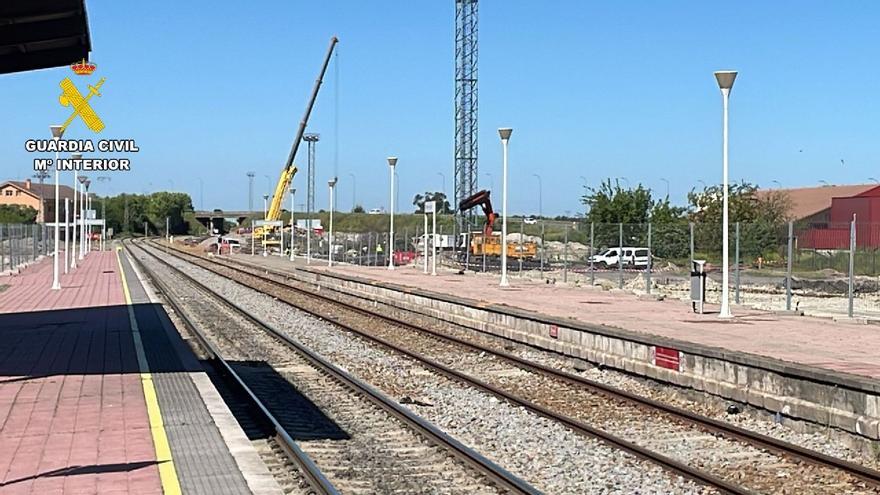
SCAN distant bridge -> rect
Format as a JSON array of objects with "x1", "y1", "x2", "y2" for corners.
[{"x1": 193, "y1": 210, "x2": 260, "y2": 233}]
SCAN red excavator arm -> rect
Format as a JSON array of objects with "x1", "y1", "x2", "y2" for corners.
[{"x1": 458, "y1": 189, "x2": 496, "y2": 237}]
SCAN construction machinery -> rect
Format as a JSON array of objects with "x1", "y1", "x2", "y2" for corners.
[
  {"x1": 458, "y1": 189, "x2": 537, "y2": 259},
  {"x1": 255, "y1": 36, "x2": 338, "y2": 249}
]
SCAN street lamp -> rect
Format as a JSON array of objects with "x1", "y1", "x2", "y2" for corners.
[
  {"x1": 869, "y1": 177, "x2": 879, "y2": 185},
  {"x1": 483, "y1": 172, "x2": 494, "y2": 192},
  {"x1": 714, "y1": 69, "x2": 737, "y2": 318},
  {"x1": 84, "y1": 179, "x2": 91, "y2": 254},
  {"x1": 77, "y1": 174, "x2": 87, "y2": 261},
  {"x1": 50, "y1": 125, "x2": 64, "y2": 290},
  {"x1": 328, "y1": 177, "x2": 337, "y2": 267},
  {"x1": 499, "y1": 128, "x2": 512, "y2": 287},
  {"x1": 771, "y1": 180, "x2": 782, "y2": 190},
  {"x1": 387, "y1": 157, "x2": 398, "y2": 270},
  {"x1": 70, "y1": 154, "x2": 81, "y2": 269},
  {"x1": 263, "y1": 194, "x2": 269, "y2": 219},
  {"x1": 289, "y1": 187, "x2": 296, "y2": 261},
  {"x1": 660, "y1": 178, "x2": 670, "y2": 198}
]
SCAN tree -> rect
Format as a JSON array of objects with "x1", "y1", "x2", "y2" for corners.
[
  {"x1": 582, "y1": 179, "x2": 654, "y2": 224},
  {"x1": 352, "y1": 204, "x2": 365, "y2": 213},
  {"x1": 413, "y1": 191, "x2": 452, "y2": 214},
  {"x1": 687, "y1": 182, "x2": 791, "y2": 257},
  {"x1": 0, "y1": 205, "x2": 37, "y2": 224}
]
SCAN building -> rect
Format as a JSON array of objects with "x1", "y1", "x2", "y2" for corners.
[
  {"x1": 0, "y1": 179, "x2": 77, "y2": 223},
  {"x1": 776, "y1": 184, "x2": 880, "y2": 249}
]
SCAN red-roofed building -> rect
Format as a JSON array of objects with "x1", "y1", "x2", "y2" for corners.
[
  {"x1": 0, "y1": 179, "x2": 77, "y2": 223},
  {"x1": 782, "y1": 184, "x2": 880, "y2": 249}
]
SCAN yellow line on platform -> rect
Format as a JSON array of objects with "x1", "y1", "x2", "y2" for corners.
[{"x1": 116, "y1": 248, "x2": 182, "y2": 495}]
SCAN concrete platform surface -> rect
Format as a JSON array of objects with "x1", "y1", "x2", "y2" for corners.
[
  {"x1": 248, "y1": 254, "x2": 880, "y2": 381},
  {"x1": 0, "y1": 250, "x2": 268, "y2": 495}
]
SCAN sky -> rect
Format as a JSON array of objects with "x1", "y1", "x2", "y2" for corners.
[{"x1": 2, "y1": 1, "x2": 880, "y2": 216}]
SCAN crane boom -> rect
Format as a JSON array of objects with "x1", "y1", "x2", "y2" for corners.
[
  {"x1": 285, "y1": 36, "x2": 338, "y2": 174},
  {"x1": 264, "y1": 36, "x2": 339, "y2": 226}
]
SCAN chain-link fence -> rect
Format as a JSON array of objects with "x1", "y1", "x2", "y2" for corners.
[
  {"x1": 0, "y1": 224, "x2": 51, "y2": 274},
  {"x1": 248, "y1": 218, "x2": 880, "y2": 320}
]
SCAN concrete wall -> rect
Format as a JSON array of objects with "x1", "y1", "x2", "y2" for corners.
[{"x1": 293, "y1": 266, "x2": 880, "y2": 440}]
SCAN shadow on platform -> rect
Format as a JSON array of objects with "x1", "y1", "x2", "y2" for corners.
[
  {"x1": 0, "y1": 304, "x2": 202, "y2": 380},
  {"x1": 0, "y1": 460, "x2": 160, "y2": 487}
]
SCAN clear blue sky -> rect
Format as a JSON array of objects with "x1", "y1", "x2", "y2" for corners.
[{"x1": 2, "y1": 1, "x2": 879, "y2": 216}]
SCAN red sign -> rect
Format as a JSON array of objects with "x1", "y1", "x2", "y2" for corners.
[
  {"x1": 549, "y1": 325, "x2": 558, "y2": 339},
  {"x1": 653, "y1": 346, "x2": 680, "y2": 371}
]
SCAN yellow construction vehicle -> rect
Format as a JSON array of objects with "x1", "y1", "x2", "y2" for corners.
[
  {"x1": 255, "y1": 36, "x2": 338, "y2": 247},
  {"x1": 471, "y1": 233, "x2": 538, "y2": 259},
  {"x1": 458, "y1": 189, "x2": 538, "y2": 259}
]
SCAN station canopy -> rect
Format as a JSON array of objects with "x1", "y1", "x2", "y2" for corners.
[{"x1": 0, "y1": 0, "x2": 91, "y2": 75}]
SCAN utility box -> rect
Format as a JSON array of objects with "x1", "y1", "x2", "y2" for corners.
[{"x1": 690, "y1": 260, "x2": 707, "y2": 314}]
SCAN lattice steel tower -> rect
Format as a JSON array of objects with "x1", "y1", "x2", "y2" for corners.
[{"x1": 455, "y1": 0, "x2": 478, "y2": 228}]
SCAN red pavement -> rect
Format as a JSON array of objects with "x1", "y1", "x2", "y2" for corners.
[
  {"x1": 0, "y1": 251, "x2": 162, "y2": 495},
  {"x1": 302, "y1": 261, "x2": 880, "y2": 380}
]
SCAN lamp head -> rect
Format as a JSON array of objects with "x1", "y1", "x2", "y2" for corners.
[
  {"x1": 78, "y1": 175, "x2": 87, "y2": 184},
  {"x1": 714, "y1": 71, "x2": 737, "y2": 91},
  {"x1": 498, "y1": 127, "x2": 513, "y2": 140},
  {"x1": 84, "y1": 179, "x2": 91, "y2": 189},
  {"x1": 50, "y1": 125, "x2": 64, "y2": 139},
  {"x1": 72, "y1": 153, "x2": 82, "y2": 160},
  {"x1": 328, "y1": 177, "x2": 337, "y2": 188},
  {"x1": 387, "y1": 156, "x2": 398, "y2": 168}
]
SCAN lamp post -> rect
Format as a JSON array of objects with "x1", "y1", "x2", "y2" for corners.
[
  {"x1": 714, "y1": 70, "x2": 737, "y2": 318},
  {"x1": 50, "y1": 125, "x2": 64, "y2": 290},
  {"x1": 290, "y1": 187, "x2": 296, "y2": 261},
  {"x1": 328, "y1": 178, "x2": 337, "y2": 267},
  {"x1": 499, "y1": 128, "x2": 512, "y2": 287},
  {"x1": 437, "y1": 172, "x2": 446, "y2": 196},
  {"x1": 70, "y1": 154, "x2": 81, "y2": 269},
  {"x1": 263, "y1": 194, "x2": 269, "y2": 219},
  {"x1": 660, "y1": 178, "x2": 670, "y2": 198},
  {"x1": 84, "y1": 179, "x2": 91, "y2": 254},
  {"x1": 387, "y1": 157, "x2": 398, "y2": 270},
  {"x1": 77, "y1": 174, "x2": 87, "y2": 261}
]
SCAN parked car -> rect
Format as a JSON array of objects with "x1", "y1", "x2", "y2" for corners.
[
  {"x1": 588, "y1": 247, "x2": 650, "y2": 268},
  {"x1": 368, "y1": 208, "x2": 384, "y2": 215},
  {"x1": 523, "y1": 217, "x2": 538, "y2": 225}
]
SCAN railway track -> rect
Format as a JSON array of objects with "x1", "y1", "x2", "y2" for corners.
[
  {"x1": 125, "y1": 240, "x2": 538, "y2": 495},
  {"x1": 151, "y1": 239, "x2": 880, "y2": 495}
]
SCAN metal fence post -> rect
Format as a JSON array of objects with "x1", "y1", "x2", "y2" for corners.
[
  {"x1": 618, "y1": 222, "x2": 624, "y2": 289},
  {"x1": 540, "y1": 221, "x2": 545, "y2": 277},
  {"x1": 646, "y1": 223, "x2": 652, "y2": 294},
  {"x1": 689, "y1": 222, "x2": 694, "y2": 267},
  {"x1": 0, "y1": 224, "x2": 5, "y2": 272},
  {"x1": 589, "y1": 222, "x2": 595, "y2": 286},
  {"x1": 786, "y1": 221, "x2": 793, "y2": 311},
  {"x1": 563, "y1": 225, "x2": 569, "y2": 283},
  {"x1": 735, "y1": 222, "x2": 740, "y2": 305},
  {"x1": 519, "y1": 219, "x2": 524, "y2": 273},
  {"x1": 849, "y1": 214, "x2": 856, "y2": 318}
]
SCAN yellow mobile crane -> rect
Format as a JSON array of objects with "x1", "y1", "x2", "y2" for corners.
[{"x1": 256, "y1": 36, "x2": 339, "y2": 248}]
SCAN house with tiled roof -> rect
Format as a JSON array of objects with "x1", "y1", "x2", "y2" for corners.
[{"x1": 0, "y1": 179, "x2": 77, "y2": 223}]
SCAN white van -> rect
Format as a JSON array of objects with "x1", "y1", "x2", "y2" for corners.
[
  {"x1": 220, "y1": 237, "x2": 242, "y2": 252},
  {"x1": 588, "y1": 247, "x2": 650, "y2": 268}
]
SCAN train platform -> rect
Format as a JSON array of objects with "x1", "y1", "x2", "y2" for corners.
[
  {"x1": 0, "y1": 249, "x2": 280, "y2": 495},
  {"x1": 235, "y1": 253, "x2": 880, "y2": 439},
  {"x1": 249, "y1": 255, "x2": 880, "y2": 380}
]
